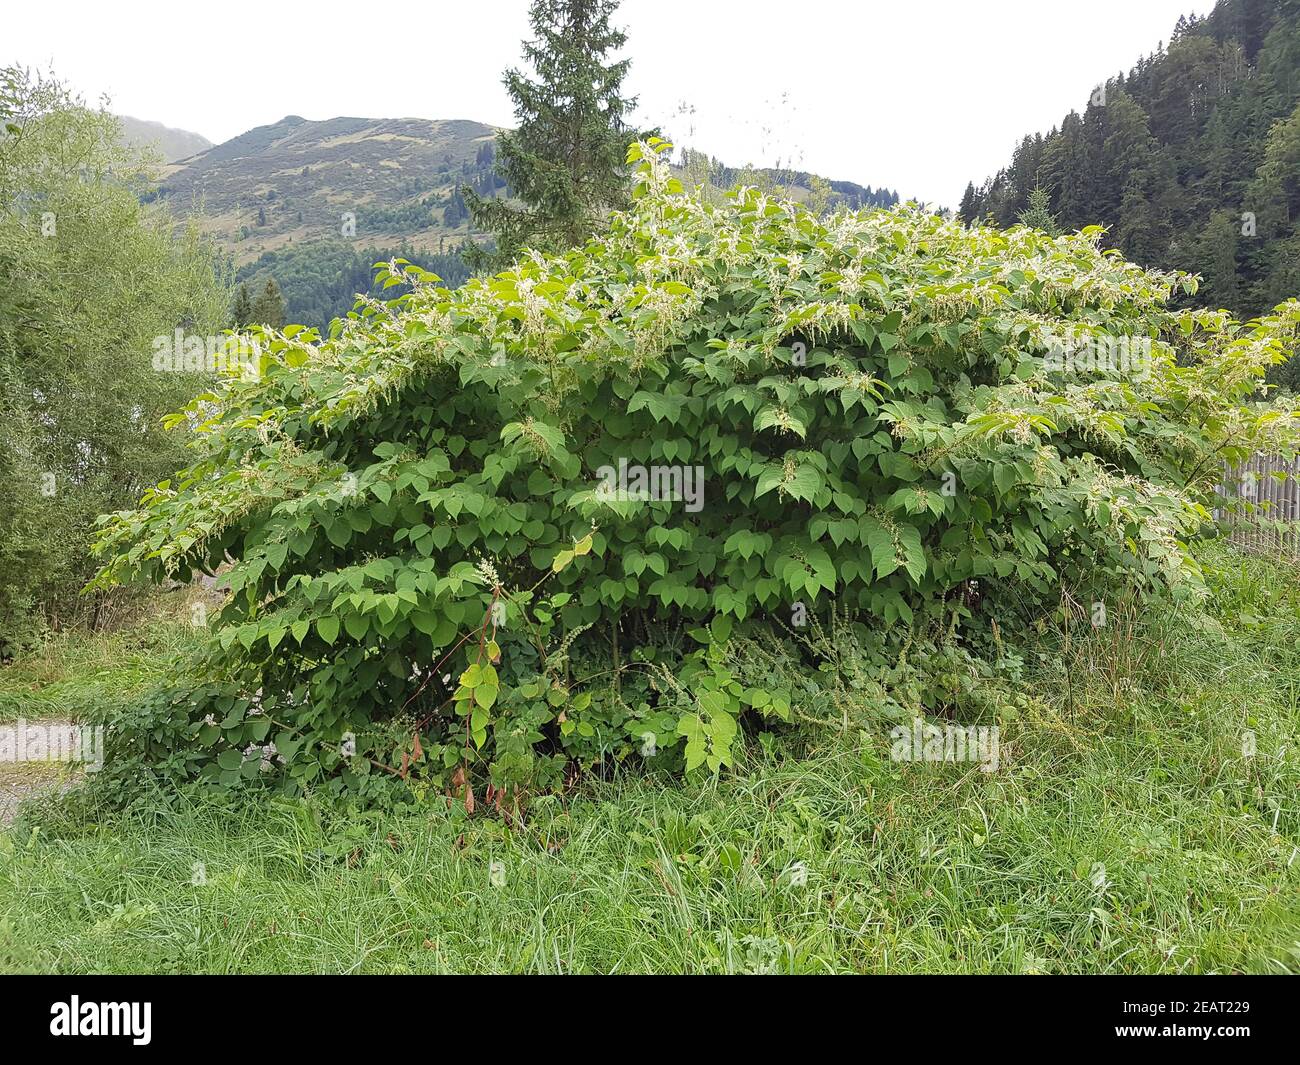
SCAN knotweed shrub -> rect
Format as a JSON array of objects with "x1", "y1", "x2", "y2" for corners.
[{"x1": 91, "y1": 140, "x2": 1300, "y2": 805}]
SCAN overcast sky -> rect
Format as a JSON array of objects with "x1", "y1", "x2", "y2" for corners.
[{"x1": 6, "y1": 0, "x2": 1218, "y2": 207}]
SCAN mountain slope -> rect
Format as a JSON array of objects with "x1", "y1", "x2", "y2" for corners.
[
  {"x1": 154, "y1": 115, "x2": 502, "y2": 265},
  {"x1": 117, "y1": 115, "x2": 211, "y2": 163}
]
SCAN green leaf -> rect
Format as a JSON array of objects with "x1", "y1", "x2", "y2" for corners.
[{"x1": 317, "y1": 616, "x2": 340, "y2": 645}]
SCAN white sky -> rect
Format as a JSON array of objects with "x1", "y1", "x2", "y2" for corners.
[{"x1": 5, "y1": 0, "x2": 1218, "y2": 207}]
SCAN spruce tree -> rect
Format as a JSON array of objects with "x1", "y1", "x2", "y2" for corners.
[
  {"x1": 464, "y1": 0, "x2": 641, "y2": 271},
  {"x1": 249, "y1": 278, "x2": 285, "y2": 329},
  {"x1": 957, "y1": 182, "x2": 978, "y2": 224},
  {"x1": 231, "y1": 283, "x2": 253, "y2": 329},
  {"x1": 1017, "y1": 185, "x2": 1061, "y2": 236}
]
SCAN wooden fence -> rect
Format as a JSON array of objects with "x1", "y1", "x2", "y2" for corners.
[{"x1": 1217, "y1": 454, "x2": 1300, "y2": 561}]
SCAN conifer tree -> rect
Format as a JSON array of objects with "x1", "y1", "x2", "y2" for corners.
[
  {"x1": 231, "y1": 283, "x2": 253, "y2": 329},
  {"x1": 249, "y1": 278, "x2": 285, "y2": 329},
  {"x1": 957, "y1": 182, "x2": 978, "y2": 224},
  {"x1": 1017, "y1": 185, "x2": 1061, "y2": 236},
  {"x1": 464, "y1": 0, "x2": 641, "y2": 271}
]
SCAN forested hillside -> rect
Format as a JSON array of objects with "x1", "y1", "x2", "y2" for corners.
[
  {"x1": 961, "y1": 0, "x2": 1299, "y2": 332},
  {"x1": 233, "y1": 240, "x2": 472, "y2": 330},
  {"x1": 675, "y1": 147, "x2": 899, "y2": 211}
]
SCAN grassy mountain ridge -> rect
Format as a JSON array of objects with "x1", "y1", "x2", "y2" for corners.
[
  {"x1": 153, "y1": 114, "x2": 502, "y2": 267},
  {"x1": 157, "y1": 114, "x2": 904, "y2": 268}
]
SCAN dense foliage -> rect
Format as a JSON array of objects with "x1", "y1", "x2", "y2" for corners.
[
  {"x1": 0, "y1": 68, "x2": 229, "y2": 655},
  {"x1": 962, "y1": 0, "x2": 1300, "y2": 366},
  {"x1": 91, "y1": 140, "x2": 1300, "y2": 807}
]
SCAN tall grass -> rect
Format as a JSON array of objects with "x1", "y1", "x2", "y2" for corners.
[{"x1": 0, "y1": 588, "x2": 209, "y2": 722}]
